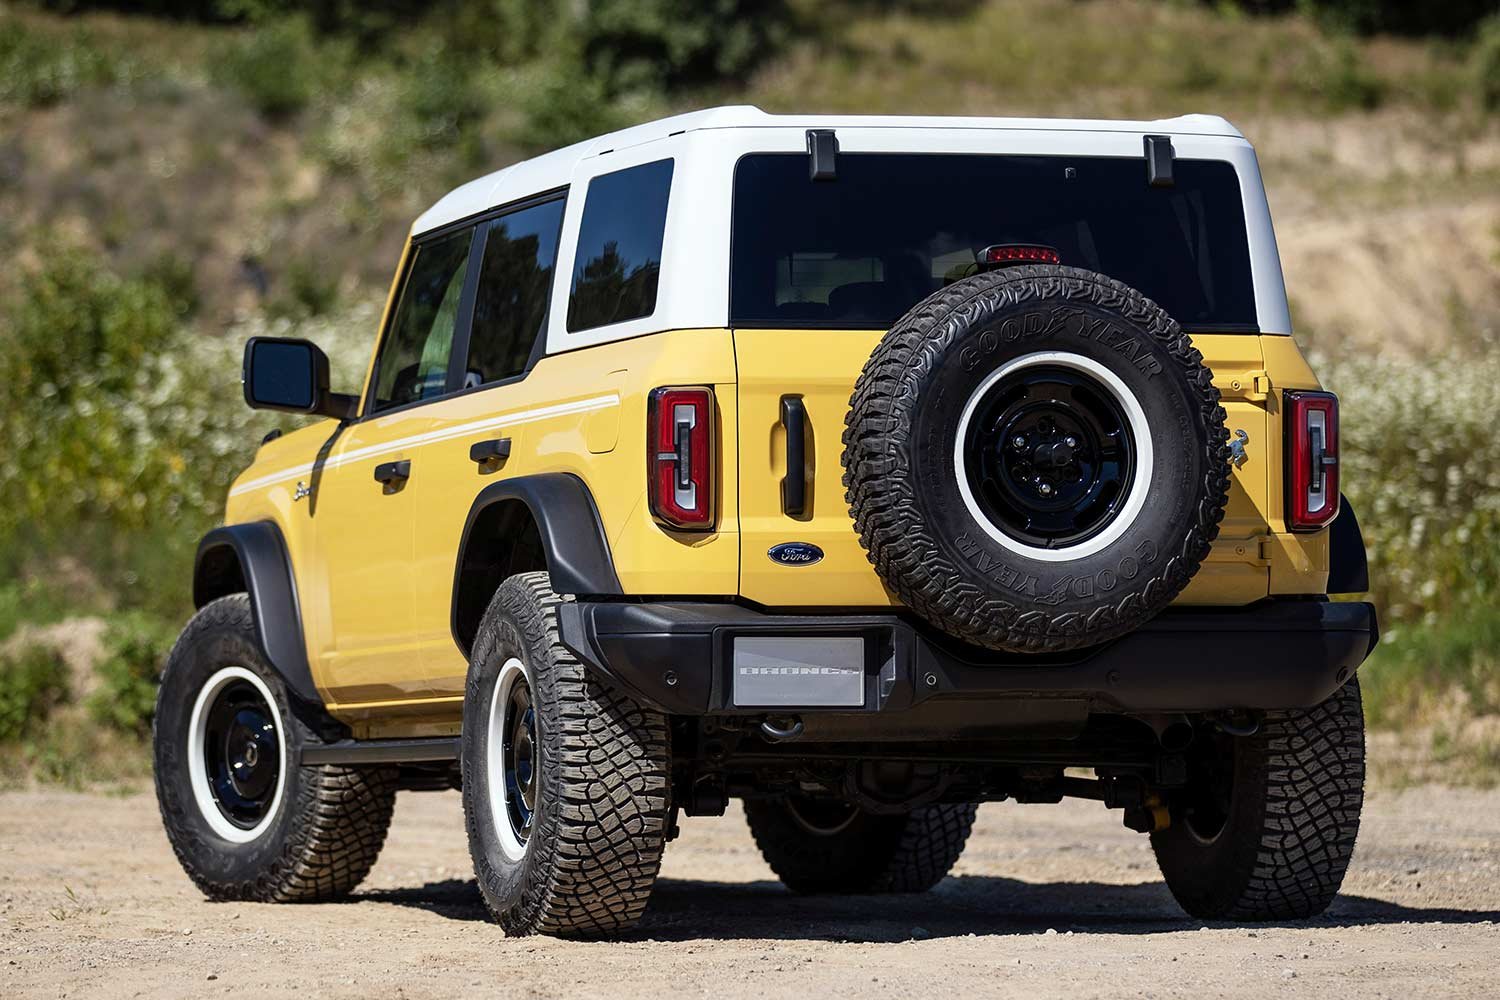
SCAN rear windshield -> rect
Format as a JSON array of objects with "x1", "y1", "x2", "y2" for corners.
[{"x1": 730, "y1": 153, "x2": 1257, "y2": 331}]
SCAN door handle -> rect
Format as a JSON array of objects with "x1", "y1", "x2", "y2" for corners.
[
  {"x1": 469, "y1": 437, "x2": 512, "y2": 471},
  {"x1": 780, "y1": 396, "x2": 807, "y2": 517},
  {"x1": 373, "y1": 459, "x2": 410, "y2": 488}
]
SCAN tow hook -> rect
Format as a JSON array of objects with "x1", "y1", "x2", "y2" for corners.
[
  {"x1": 760, "y1": 715, "x2": 804, "y2": 742},
  {"x1": 1213, "y1": 710, "x2": 1261, "y2": 737},
  {"x1": 1123, "y1": 793, "x2": 1171, "y2": 834}
]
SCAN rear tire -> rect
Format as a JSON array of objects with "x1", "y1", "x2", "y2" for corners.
[
  {"x1": 153, "y1": 595, "x2": 397, "y2": 902},
  {"x1": 1151, "y1": 678, "x2": 1366, "y2": 920},
  {"x1": 745, "y1": 796, "x2": 978, "y2": 894},
  {"x1": 461, "y1": 572, "x2": 672, "y2": 937}
]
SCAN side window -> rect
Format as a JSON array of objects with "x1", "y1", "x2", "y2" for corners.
[
  {"x1": 463, "y1": 198, "x2": 566, "y2": 387},
  {"x1": 566, "y1": 158, "x2": 673, "y2": 333},
  {"x1": 370, "y1": 227, "x2": 473, "y2": 413}
]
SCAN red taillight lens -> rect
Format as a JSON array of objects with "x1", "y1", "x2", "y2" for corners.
[
  {"x1": 648, "y1": 386, "x2": 716, "y2": 531},
  {"x1": 1285, "y1": 390, "x2": 1340, "y2": 532},
  {"x1": 980, "y1": 244, "x2": 1062, "y2": 265}
]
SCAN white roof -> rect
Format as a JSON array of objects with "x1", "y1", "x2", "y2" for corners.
[{"x1": 411, "y1": 105, "x2": 1244, "y2": 236}]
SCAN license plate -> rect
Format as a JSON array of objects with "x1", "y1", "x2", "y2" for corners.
[{"x1": 732, "y1": 637, "x2": 865, "y2": 707}]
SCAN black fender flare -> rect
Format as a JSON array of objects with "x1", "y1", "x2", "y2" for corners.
[
  {"x1": 193, "y1": 522, "x2": 320, "y2": 706},
  {"x1": 1328, "y1": 493, "x2": 1370, "y2": 595},
  {"x1": 451, "y1": 473, "x2": 623, "y2": 649}
]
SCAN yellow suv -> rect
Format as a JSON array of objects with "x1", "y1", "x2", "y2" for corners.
[{"x1": 153, "y1": 107, "x2": 1376, "y2": 936}]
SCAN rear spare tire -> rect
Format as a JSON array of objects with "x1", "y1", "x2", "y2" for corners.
[{"x1": 844, "y1": 265, "x2": 1229, "y2": 653}]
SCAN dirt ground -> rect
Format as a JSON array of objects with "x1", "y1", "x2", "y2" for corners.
[{"x1": 2, "y1": 784, "x2": 1497, "y2": 999}]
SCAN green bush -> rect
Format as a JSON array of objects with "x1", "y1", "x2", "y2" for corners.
[
  {"x1": 0, "y1": 16, "x2": 134, "y2": 108},
  {"x1": 575, "y1": 0, "x2": 791, "y2": 93},
  {"x1": 1219, "y1": 1, "x2": 1496, "y2": 37},
  {"x1": 89, "y1": 613, "x2": 176, "y2": 736},
  {"x1": 0, "y1": 243, "x2": 375, "y2": 618},
  {"x1": 512, "y1": 55, "x2": 634, "y2": 153},
  {"x1": 1475, "y1": 15, "x2": 1500, "y2": 112},
  {"x1": 213, "y1": 17, "x2": 320, "y2": 117},
  {"x1": 1320, "y1": 352, "x2": 1500, "y2": 626},
  {"x1": 1305, "y1": 37, "x2": 1385, "y2": 111},
  {"x1": 0, "y1": 642, "x2": 70, "y2": 743}
]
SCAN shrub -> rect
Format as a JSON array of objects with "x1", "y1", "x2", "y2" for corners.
[
  {"x1": 511, "y1": 55, "x2": 633, "y2": 153},
  {"x1": 1475, "y1": 15, "x2": 1500, "y2": 112},
  {"x1": 89, "y1": 613, "x2": 177, "y2": 736},
  {"x1": 213, "y1": 17, "x2": 319, "y2": 117},
  {"x1": 0, "y1": 16, "x2": 130, "y2": 107},
  {"x1": 0, "y1": 642, "x2": 70, "y2": 743},
  {"x1": 1319, "y1": 351, "x2": 1500, "y2": 627},
  {"x1": 1218, "y1": 1, "x2": 1497, "y2": 37}
]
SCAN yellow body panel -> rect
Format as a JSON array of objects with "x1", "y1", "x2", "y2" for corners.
[{"x1": 225, "y1": 309, "x2": 1329, "y2": 728}]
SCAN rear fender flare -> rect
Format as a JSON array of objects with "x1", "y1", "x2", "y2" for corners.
[
  {"x1": 1328, "y1": 494, "x2": 1369, "y2": 595},
  {"x1": 451, "y1": 473, "x2": 622, "y2": 656}
]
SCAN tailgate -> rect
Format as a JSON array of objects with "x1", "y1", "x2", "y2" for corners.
[
  {"x1": 734, "y1": 328, "x2": 895, "y2": 606},
  {"x1": 732, "y1": 329, "x2": 1276, "y2": 608}
]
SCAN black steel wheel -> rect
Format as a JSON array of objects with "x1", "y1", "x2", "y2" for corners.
[
  {"x1": 963, "y1": 363, "x2": 1136, "y2": 549},
  {"x1": 201, "y1": 678, "x2": 282, "y2": 830}
]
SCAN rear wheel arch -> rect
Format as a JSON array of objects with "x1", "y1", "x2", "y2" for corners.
[{"x1": 451, "y1": 473, "x2": 622, "y2": 658}]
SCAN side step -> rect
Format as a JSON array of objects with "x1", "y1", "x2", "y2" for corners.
[{"x1": 300, "y1": 736, "x2": 460, "y2": 766}]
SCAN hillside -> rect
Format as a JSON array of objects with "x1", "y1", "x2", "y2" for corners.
[{"x1": 2, "y1": 1, "x2": 1496, "y2": 351}]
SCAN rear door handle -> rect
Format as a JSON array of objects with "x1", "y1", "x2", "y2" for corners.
[
  {"x1": 373, "y1": 459, "x2": 410, "y2": 488},
  {"x1": 469, "y1": 437, "x2": 511, "y2": 470},
  {"x1": 780, "y1": 396, "x2": 807, "y2": 517}
]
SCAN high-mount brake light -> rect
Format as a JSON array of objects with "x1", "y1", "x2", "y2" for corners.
[
  {"x1": 980, "y1": 244, "x2": 1062, "y2": 266},
  {"x1": 648, "y1": 386, "x2": 716, "y2": 531},
  {"x1": 1285, "y1": 390, "x2": 1340, "y2": 532}
]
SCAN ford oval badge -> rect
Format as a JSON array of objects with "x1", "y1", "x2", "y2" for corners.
[{"x1": 768, "y1": 542, "x2": 824, "y2": 566}]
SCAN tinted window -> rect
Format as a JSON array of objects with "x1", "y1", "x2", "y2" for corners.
[
  {"x1": 371, "y1": 228, "x2": 472, "y2": 413},
  {"x1": 567, "y1": 158, "x2": 673, "y2": 332},
  {"x1": 731, "y1": 154, "x2": 1256, "y2": 330},
  {"x1": 463, "y1": 198, "x2": 566, "y2": 387}
]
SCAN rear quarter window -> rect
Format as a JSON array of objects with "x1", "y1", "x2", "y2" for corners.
[{"x1": 567, "y1": 158, "x2": 674, "y2": 333}]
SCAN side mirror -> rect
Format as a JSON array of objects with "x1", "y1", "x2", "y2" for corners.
[{"x1": 242, "y1": 337, "x2": 358, "y2": 420}]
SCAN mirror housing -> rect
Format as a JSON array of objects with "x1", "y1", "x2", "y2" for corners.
[{"x1": 242, "y1": 337, "x2": 358, "y2": 421}]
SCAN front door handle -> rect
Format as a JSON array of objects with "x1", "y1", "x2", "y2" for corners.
[{"x1": 373, "y1": 459, "x2": 410, "y2": 488}]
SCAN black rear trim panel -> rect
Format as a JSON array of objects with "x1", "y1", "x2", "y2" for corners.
[{"x1": 559, "y1": 599, "x2": 1378, "y2": 717}]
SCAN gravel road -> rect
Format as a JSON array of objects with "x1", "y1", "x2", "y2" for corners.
[{"x1": 2, "y1": 784, "x2": 1497, "y2": 998}]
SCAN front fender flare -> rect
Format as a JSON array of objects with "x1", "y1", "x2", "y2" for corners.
[{"x1": 194, "y1": 522, "x2": 319, "y2": 706}]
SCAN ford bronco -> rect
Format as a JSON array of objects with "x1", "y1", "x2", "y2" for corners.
[{"x1": 154, "y1": 107, "x2": 1376, "y2": 936}]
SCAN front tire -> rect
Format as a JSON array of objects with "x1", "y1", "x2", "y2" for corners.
[
  {"x1": 153, "y1": 595, "x2": 397, "y2": 902},
  {"x1": 461, "y1": 573, "x2": 671, "y2": 937},
  {"x1": 1151, "y1": 678, "x2": 1366, "y2": 920},
  {"x1": 745, "y1": 796, "x2": 978, "y2": 894}
]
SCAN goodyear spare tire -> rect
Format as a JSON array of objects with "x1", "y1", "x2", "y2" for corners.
[{"x1": 843, "y1": 265, "x2": 1229, "y2": 653}]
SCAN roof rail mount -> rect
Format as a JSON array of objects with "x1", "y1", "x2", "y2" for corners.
[
  {"x1": 807, "y1": 129, "x2": 838, "y2": 181},
  {"x1": 1144, "y1": 134, "x2": 1175, "y2": 188}
]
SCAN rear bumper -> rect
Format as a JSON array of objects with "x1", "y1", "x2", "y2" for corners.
[{"x1": 557, "y1": 599, "x2": 1378, "y2": 717}]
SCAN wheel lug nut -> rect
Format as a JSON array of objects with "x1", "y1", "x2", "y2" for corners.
[
  {"x1": 1065, "y1": 436, "x2": 1078, "y2": 448},
  {"x1": 1038, "y1": 482, "x2": 1053, "y2": 496},
  {"x1": 1012, "y1": 435, "x2": 1026, "y2": 450}
]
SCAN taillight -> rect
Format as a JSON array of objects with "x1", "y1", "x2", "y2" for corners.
[
  {"x1": 648, "y1": 386, "x2": 716, "y2": 531},
  {"x1": 1285, "y1": 390, "x2": 1340, "y2": 532}
]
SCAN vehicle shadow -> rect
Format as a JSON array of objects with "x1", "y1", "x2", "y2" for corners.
[{"x1": 356, "y1": 875, "x2": 1500, "y2": 942}]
